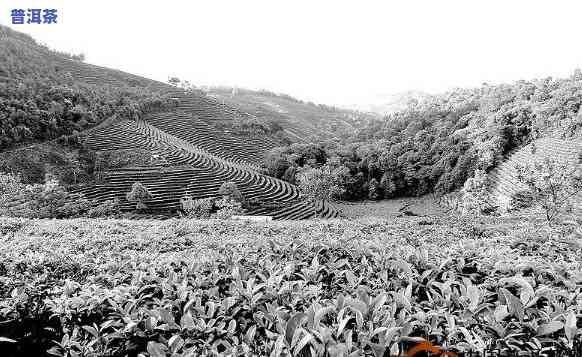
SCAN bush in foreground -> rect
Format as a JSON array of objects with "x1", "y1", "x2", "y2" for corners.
[{"x1": 0, "y1": 217, "x2": 580, "y2": 356}]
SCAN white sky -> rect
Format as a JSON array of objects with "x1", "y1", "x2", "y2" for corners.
[{"x1": 1, "y1": 0, "x2": 582, "y2": 106}]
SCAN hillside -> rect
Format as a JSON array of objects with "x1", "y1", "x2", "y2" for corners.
[
  {"x1": 204, "y1": 86, "x2": 378, "y2": 142},
  {"x1": 0, "y1": 26, "x2": 337, "y2": 219},
  {"x1": 344, "y1": 90, "x2": 432, "y2": 115},
  {"x1": 486, "y1": 137, "x2": 582, "y2": 212},
  {"x1": 262, "y1": 73, "x2": 582, "y2": 205}
]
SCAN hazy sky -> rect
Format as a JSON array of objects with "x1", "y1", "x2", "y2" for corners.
[{"x1": 2, "y1": 0, "x2": 582, "y2": 106}]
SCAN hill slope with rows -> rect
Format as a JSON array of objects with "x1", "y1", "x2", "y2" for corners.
[
  {"x1": 486, "y1": 137, "x2": 582, "y2": 212},
  {"x1": 204, "y1": 86, "x2": 379, "y2": 142},
  {"x1": 0, "y1": 26, "x2": 338, "y2": 219}
]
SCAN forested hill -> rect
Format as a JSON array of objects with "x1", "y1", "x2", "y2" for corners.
[
  {"x1": 265, "y1": 72, "x2": 582, "y2": 200},
  {"x1": 204, "y1": 86, "x2": 379, "y2": 143},
  {"x1": 0, "y1": 25, "x2": 179, "y2": 150},
  {"x1": 0, "y1": 25, "x2": 281, "y2": 182},
  {"x1": 0, "y1": 25, "x2": 288, "y2": 152}
]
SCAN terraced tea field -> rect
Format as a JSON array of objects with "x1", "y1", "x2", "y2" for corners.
[
  {"x1": 432, "y1": 138, "x2": 582, "y2": 215},
  {"x1": 486, "y1": 137, "x2": 582, "y2": 213},
  {"x1": 1, "y1": 216, "x2": 581, "y2": 356},
  {"x1": 45, "y1": 56, "x2": 338, "y2": 219}
]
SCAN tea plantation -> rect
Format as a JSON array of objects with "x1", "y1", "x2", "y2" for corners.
[{"x1": 1, "y1": 216, "x2": 581, "y2": 356}]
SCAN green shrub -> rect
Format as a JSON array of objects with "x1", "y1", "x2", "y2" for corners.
[
  {"x1": 0, "y1": 217, "x2": 581, "y2": 356},
  {"x1": 213, "y1": 198, "x2": 244, "y2": 219},
  {"x1": 125, "y1": 182, "x2": 153, "y2": 212},
  {"x1": 0, "y1": 172, "x2": 25, "y2": 206},
  {"x1": 515, "y1": 157, "x2": 582, "y2": 224},
  {"x1": 297, "y1": 164, "x2": 345, "y2": 216},
  {"x1": 368, "y1": 178, "x2": 381, "y2": 200},
  {"x1": 86, "y1": 199, "x2": 120, "y2": 218},
  {"x1": 0, "y1": 174, "x2": 93, "y2": 218},
  {"x1": 509, "y1": 190, "x2": 535, "y2": 211},
  {"x1": 217, "y1": 181, "x2": 243, "y2": 203},
  {"x1": 180, "y1": 196, "x2": 213, "y2": 218},
  {"x1": 461, "y1": 169, "x2": 493, "y2": 215}
]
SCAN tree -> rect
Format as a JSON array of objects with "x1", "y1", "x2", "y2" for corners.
[
  {"x1": 515, "y1": 157, "x2": 582, "y2": 224},
  {"x1": 0, "y1": 172, "x2": 25, "y2": 206},
  {"x1": 380, "y1": 173, "x2": 397, "y2": 198},
  {"x1": 1, "y1": 173, "x2": 92, "y2": 218},
  {"x1": 296, "y1": 164, "x2": 345, "y2": 218},
  {"x1": 368, "y1": 178, "x2": 381, "y2": 200},
  {"x1": 461, "y1": 169, "x2": 492, "y2": 215},
  {"x1": 218, "y1": 181, "x2": 243, "y2": 203},
  {"x1": 126, "y1": 182, "x2": 153, "y2": 212},
  {"x1": 282, "y1": 166, "x2": 297, "y2": 184},
  {"x1": 168, "y1": 77, "x2": 181, "y2": 87},
  {"x1": 264, "y1": 148, "x2": 291, "y2": 178}
]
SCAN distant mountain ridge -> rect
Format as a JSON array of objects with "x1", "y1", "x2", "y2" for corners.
[
  {"x1": 203, "y1": 86, "x2": 380, "y2": 142},
  {"x1": 342, "y1": 90, "x2": 432, "y2": 115}
]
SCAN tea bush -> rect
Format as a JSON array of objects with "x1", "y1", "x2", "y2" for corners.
[
  {"x1": 85, "y1": 199, "x2": 121, "y2": 218},
  {"x1": 0, "y1": 217, "x2": 580, "y2": 356},
  {"x1": 180, "y1": 196, "x2": 214, "y2": 219},
  {"x1": 214, "y1": 198, "x2": 244, "y2": 219}
]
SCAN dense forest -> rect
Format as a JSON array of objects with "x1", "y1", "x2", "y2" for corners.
[{"x1": 264, "y1": 71, "x2": 582, "y2": 200}]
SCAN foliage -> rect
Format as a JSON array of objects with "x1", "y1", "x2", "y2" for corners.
[
  {"x1": 213, "y1": 198, "x2": 244, "y2": 219},
  {"x1": 217, "y1": 181, "x2": 244, "y2": 203},
  {"x1": 368, "y1": 178, "x2": 381, "y2": 200},
  {"x1": 297, "y1": 165, "x2": 345, "y2": 216},
  {"x1": 93, "y1": 149, "x2": 160, "y2": 175},
  {"x1": 0, "y1": 173, "x2": 95, "y2": 218},
  {"x1": 0, "y1": 24, "x2": 176, "y2": 151},
  {"x1": 229, "y1": 116, "x2": 279, "y2": 137},
  {"x1": 205, "y1": 86, "x2": 377, "y2": 143},
  {"x1": 85, "y1": 199, "x2": 120, "y2": 218},
  {"x1": 180, "y1": 196, "x2": 214, "y2": 219},
  {"x1": 0, "y1": 172, "x2": 25, "y2": 206},
  {"x1": 509, "y1": 190, "x2": 535, "y2": 211},
  {"x1": 0, "y1": 143, "x2": 96, "y2": 185},
  {"x1": 265, "y1": 144, "x2": 327, "y2": 179},
  {"x1": 282, "y1": 166, "x2": 297, "y2": 185},
  {"x1": 461, "y1": 169, "x2": 494, "y2": 215},
  {"x1": 515, "y1": 158, "x2": 582, "y2": 224},
  {"x1": 264, "y1": 70, "x2": 582, "y2": 201},
  {"x1": 0, "y1": 217, "x2": 581, "y2": 356},
  {"x1": 125, "y1": 182, "x2": 153, "y2": 212}
]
